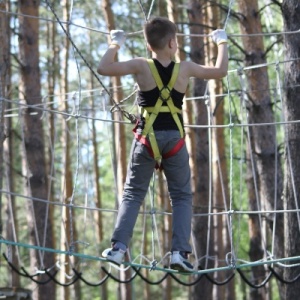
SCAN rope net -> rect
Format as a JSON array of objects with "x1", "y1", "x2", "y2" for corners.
[{"x1": 1, "y1": 0, "x2": 300, "y2": 293}]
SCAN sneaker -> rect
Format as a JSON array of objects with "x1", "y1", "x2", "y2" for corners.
[
  {"x1": 170, "y1": 251, "x2": 194, "y2": 273},
  {"x1": 102, "y1": 248, "x2": 126, "y2": 266}
]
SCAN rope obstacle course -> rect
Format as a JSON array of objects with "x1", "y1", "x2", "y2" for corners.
[{"x1": 1, "y1": 0, "x2": 300, "y2": 291}]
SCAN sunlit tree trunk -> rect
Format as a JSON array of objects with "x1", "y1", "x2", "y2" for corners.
[
  {"x1": 59, "y1": 1, "x2": 80, "y2": 299},
  {"x1": 101, "y1": 1, "x2": 130, "y2": 299},
  {"x1": 1, "y1": 0, "x2": 20, "y2": 288},
  {"x1": 18, "y1": 0, "x2": 55, "y2": 299},
  {"x1": 282, "y1": 0, "x2": 300, "y2": 298},
  {"x1": 238, "y1": 1, "x2": 284, "y2": 299}
]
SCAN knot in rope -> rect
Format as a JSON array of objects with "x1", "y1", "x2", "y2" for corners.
[
  {"x1": 227, "y1": 209, "x2": 235, "y2": 216},
  {"x1": 150, "y1": 259, "x2": 158, "y2": 271},
  {"x1": 237, "y1": 66, "x2": 244, "y2": 76},
  {"x1": 150, "y1": 208, "x2": 156, "y2": 215},
  {"x1": 225, "y1": 252, "x2": 236, "y2": 269}
]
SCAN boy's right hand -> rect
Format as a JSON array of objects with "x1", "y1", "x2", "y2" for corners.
[
  {"x1": 211, "y1": 29, "x2": 227, "y2": 46},
  {"x1": 110, "y1": 30, "x2": 126, "y2": 48}
]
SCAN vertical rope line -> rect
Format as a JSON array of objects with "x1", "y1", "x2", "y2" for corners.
[
  {"x1": 140, "y1": 200, "x2": 148, "y2": 264},
  {"x1": 138, "y1": 0, "x2": 160, "y2": 267},
  {"x1": 237, "y1": 69, "x2": 269, "y2": 257},
  {"x1": 67, "y1": 0, "x2": 85, "y2": 255},
  {"x1": 5, "y1": 181, "x2": 21, "y2": 263},
  {"x1": 149, "y1": 173, "x2": 157, "y2": 265},
  {"x1": 226, "y1": 74, "x2": 236, "y2": 267},
  {"x1": 205, "y1": 95, "x2": 213, "y2": 270},
  {"x1": 235, "y1": 88, "x2": 247, "y2": 261},
  {"x1": 264, "y1": 0, "x2": 282, "y2": 259},
  {"x1": 40, "y1": 96, "x2": 57, "y2": 263},
  {"x1": 270, "y1": 63, "x2": 282, "y2": 255},
  {"x1": 146, "y1": 0, "x2": 156, "y2": 20},
  {"x1": 81, "y1": 116, "x2": 92, "y2": 256},
  {"x1": 18, "y1": 104, "x2": 44, "y2": 266},
  {"x1": 223, "y1": 0, "x2": 235, "y2": 29},
  {"x1": 137, "y1": 0, "x2": 147, "y2": 20},
  {"x1": 68, "y1": 94, "x2": 81, "y2": 253},
  {"x1": 211, "y1": 0, "x2": 236, "y2": 267}
]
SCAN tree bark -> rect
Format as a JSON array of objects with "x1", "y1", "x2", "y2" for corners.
[
  {"x1": 188, "y1": 1, "x2": 214, "y2": 299},
  {"x1": 238, "y1": 0, "x2": 284, "y2": 298},
  {"x1": 282, "y1": 0, "x2": 300, "y2": 298},
  {"x1": 101, "y1": 1, "x2": 130, "y2": 299},
  {"x1": 18, "y1": 0, "x2": 55, "y2": 298},
  {"x1": 1, "y1": 0, "x2": 21, "y2": 288}
]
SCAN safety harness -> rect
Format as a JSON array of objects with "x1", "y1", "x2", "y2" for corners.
[{"x1": 133, "y1": 59, "x2": 185, "y2": 170}]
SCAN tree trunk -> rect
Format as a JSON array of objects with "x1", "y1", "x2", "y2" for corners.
[
  {"x1": 2, "y1": 0, "x2": 20, "y2": 288},
  {"x1": 282, "y1": 0, "x2": 300, "y2": 298},
  {"x1": 101, "y1": 1, "x2": 130, "y2": 299},
  {"x1": 58, "y1": 1, "x2": 81, "y2": 299},
  {"x1": 18, "y1": 0, "x2": 55, "y2": 299},
  {"x1": 238, "y1": 1, "x2": 284, "y2": 299},
  {"x1": 188, "y1": 1, "x2": 214, "y2": 299}
]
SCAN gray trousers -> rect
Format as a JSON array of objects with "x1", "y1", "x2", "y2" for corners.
[{"x1": 111, "y1": 130, "x2": 192, "y2": 253}]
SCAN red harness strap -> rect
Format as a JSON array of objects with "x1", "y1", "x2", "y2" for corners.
[{"x1": 133, "y1": 122, "x2": 185, "y2": 170}]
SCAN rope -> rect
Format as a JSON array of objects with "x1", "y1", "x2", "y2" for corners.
[
  {"x1": 3, "y1": 241, "x2": 300, "y2": 288},
  {"x1": 149, "y1": 174, "x2": 158, "y2": 269},
  {"x1": 44, "y1": 0, "x2": 137, "y2": 123},
  {"x1": 2, "y1": 0, "x2": 300, "y2": 290}
]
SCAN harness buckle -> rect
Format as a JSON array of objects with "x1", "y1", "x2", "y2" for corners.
[{"x1": 159, "y1": 86, "x2": 172, "y2": 102}]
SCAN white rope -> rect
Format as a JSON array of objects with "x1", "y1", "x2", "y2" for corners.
[
  {"x1": 17, "y1": 101, "x2": 44, "y2": 267},
  {"x1": 3, "y1": 0, "x2": 300, "y2": 281}
]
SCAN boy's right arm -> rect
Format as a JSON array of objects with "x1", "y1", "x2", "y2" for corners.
[{"x1": 97, "y1": 30, "x2": 141, "y2": 77}]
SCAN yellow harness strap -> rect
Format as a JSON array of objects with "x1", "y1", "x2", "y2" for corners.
[{"x1": 141, "y1": 59, "x2": 184, "y2": 161}]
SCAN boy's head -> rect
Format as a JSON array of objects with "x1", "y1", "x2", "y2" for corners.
[{"x1": 144, "y1": 17, "x2": 177, "y2": 50}]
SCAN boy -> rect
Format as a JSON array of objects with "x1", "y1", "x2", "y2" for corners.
[{"x1": 97, "y1": 17, "x2": 228, "y2": 272}]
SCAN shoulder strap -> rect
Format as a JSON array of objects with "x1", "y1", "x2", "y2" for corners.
[{"x1": 147, "y1": 59, "x2": 180, "y2": 94}]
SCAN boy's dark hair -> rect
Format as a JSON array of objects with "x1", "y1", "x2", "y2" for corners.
[{"x1": 144, "y1": 17, "x2": 177, "y2": 50}]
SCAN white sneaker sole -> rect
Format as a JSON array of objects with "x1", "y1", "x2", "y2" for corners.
[
  {"x1": 102, "y1": 248, "x2": 124, "y2": 266},
  {"x1": 170, "y1": 263, "x2": 194, "y2": 273}
]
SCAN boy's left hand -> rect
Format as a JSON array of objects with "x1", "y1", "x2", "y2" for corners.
[{"x1": 110, "y1": 30, "x2": 126, "y2": 48}]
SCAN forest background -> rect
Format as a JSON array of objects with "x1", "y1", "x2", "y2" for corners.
[{"x1": 0, "y1": 0, "x2": 300, "y2": 299}]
